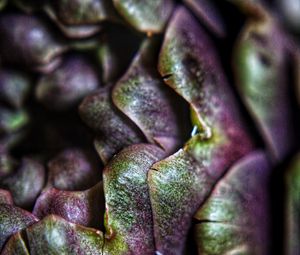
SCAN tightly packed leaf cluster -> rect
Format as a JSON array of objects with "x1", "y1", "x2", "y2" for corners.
[{"x1": 0, "y1": 0, "x2": 299, "y2": 254}]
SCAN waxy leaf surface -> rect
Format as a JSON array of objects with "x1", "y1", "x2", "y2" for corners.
[
  {"x1": 46, "y1": 148, "x2": 100, "y2": 191},
  {"x1": 112, "y1": 0, "x2": 174, "y2": 34},
  {"x1": 2, "y1": 232, "x2": 30, "y2": 255},
  {"x1": 79, "y1": 88, "x2": 145, "y2": 163},
  {"x1": 233, "y1": 19, "x2": 295, "y2": 160},
  {"x1": 0, "y1": 204, "x2": 38, "y2": 250},
  {"x1": 113, "y1": 39, "x2": 182, "y2": 154},
  {"x1": 33, "y1": 182, "x2": 104, "y2": 229},
  {"x1": 103, "y1": 144, "x2": 164, "y2": 255},
  {"x1": 49, "y1": 0, "x2": 118, "y2": 25},
  {"x1": 159, "y1": 7, "x2": 253, "y2": 176},
  {"x1": 194, "y1": 151, "x2": 271, "y2": 254},
  {"x1": 25, "y1": 215, "x2": 103, "y2": 255},
  {"x1": 148, "y1": 149, "x2": 214, "y2": 255},
  {"x1": 151, "y1": 7, "x2": 254, "y2": 254}
]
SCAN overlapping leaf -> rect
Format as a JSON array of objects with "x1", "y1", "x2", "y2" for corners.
[
  {"x1": 0, "y1": 204, "x2": 38, "y2": 249},
  {"x1": 113, "y1": 39, "x2": 183, "y2": 154},
  {"x1": 0, "y1": 69, "x2": 31, "y2": 109},
  {"x1": 44, "y1": 0, "x2": 119, "y2": 38},
  {"x1": 79, "y1": 88, "x2": 145, "y2": 163},
  {"x1": 103, "y1": 144, "x2": 164, "y2": 255},
  {"x1": 36, "y1": 55, "x2": 100, "y2": 110},
  {"x1": 233, "y1": 17, "x2": 295, "y2": 160},
  {"x1": 33, "y1": 182, "x2": 104, "y2": 229},
  {"x1": 183, "y1": 0, "x2": 225, "y2": 36},
  {"x1": 0, "y1": 14, "x2": 67, "y2": 72},
  {"x1": 0, "y1": 0, "x2": 298, "y2": 254},
  {"x1": 112, "y1": 0, "x2": 174, "y2": 34},
  {"x1": 0, "y1": 158, "x2": 45, "y2": 208},
  {"x1": 25, "y1": 215, "x2": 103, "y2": 255},
  {"x1": 194, "y1": 151, "x2": 271, "y2": 254},
  {"x1": 148, "y1": 7, "x2": 254, "y2": 254},
  {"x1": 46, "y1": 148, "x2": 101, "y2": 191}
]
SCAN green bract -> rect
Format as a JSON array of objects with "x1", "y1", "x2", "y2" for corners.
[{"x1": 0, "y1": 0, "x2": 299, "y2": 254}]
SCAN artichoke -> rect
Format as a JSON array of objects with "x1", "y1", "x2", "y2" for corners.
[{"x1": 0, "y1": 0, "x2": 299, "y2": 255}]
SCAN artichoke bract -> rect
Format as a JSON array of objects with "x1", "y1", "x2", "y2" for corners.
[
  {"x1": 233, "y1": 16, "x2": 296, "y2": 161},
  {"x1": 0, "y1": 13, "x2": 66, "y2": 73},
  {"x1": 0, "y1": 0, "x2": 299, "y2": 254},
  {"x1": 0, "y1": 68, "x2": 31, "y2": 108},
  {"x1": 0, "y1": 158, "x2": 45, "y2": 208},
  {"x1": 43, "y1": 0, "x2": 119, "y2": 38},
  {"x1": 36, "y1": 55, "x2": 100, "y2": 110}
]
